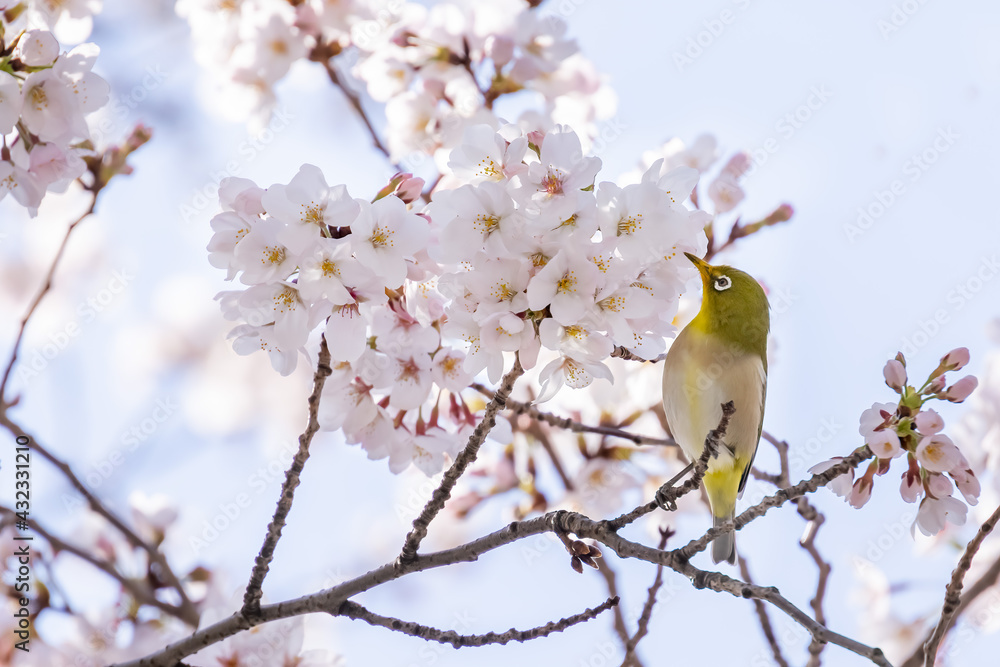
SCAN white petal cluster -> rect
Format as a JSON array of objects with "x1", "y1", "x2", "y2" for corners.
[
  {"x1": 175, "y1": 0, "x2": 615, "y2": 144},
  {"x1": 0, "y1": 15, "x2": 110, "y2": 216},
  {"x1": 812, "y1": 349, "x2": 982, "y2": 537},
  {"x1": 209, "y1": 124, "x2": 708, "y2": 475}
]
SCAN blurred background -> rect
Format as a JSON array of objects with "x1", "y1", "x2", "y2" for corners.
[{"x1": 1, "y1": 0, "x2": 999, "y2": 665}]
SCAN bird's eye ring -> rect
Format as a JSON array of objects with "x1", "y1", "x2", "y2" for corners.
[{"x1": 714, "y1": 275, "x2": 732, "y2": 291}]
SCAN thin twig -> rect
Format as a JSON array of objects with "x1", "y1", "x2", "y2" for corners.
[
  {"x1": 336, "y1": 597, "x2": 619, "y2": 647},
  {"x1": 242, "y1": 335, "x2": 333, "y2": 617},
  {"x1": 597, "y1": 558, "x2": 633, "y2": 653},
  {"x1": 901, "y1": 550, "x2": 1000, "y2": 667},
  {"x1": 609, "y1": 346, "x2": 667, "y2": 364},
  {"x1": 0, "y1": 414, "x2": 199, "y2": 626},
  {"x1": 603, "y1": 401, "x2": 735, "y2": 532},
  {"x1": 798, "y1": 500, "x2": 831, "y2": 667},
  {"x1": 673, "y1": 446, "x2": 874, "y2": 561},
  {"x1": 113, "y1": 500, "x2": 890, "y2": 667},
  {"x1": 621, "y1": 528, "x2": 673, "y2": 667},
  {"x1": 740, "y1": 557, "x2": 791, "y2": 667},
  {"x1": 320, "y1": 59, "x2": 400, "y2": 169},
  {"x1": 0, "y1": 507, "x2": 187, "y2": 621},
  {"x1": 0, "y1": 193, "x2": 97, "y2": 404},
  {"x1": 921, "y1": 504, "x2": 1000, "y2": 666},
  {"x1": 473, "y1": 383, "x2": 675, "y2": 447},
  {"x1": 399, "y1": 355, "x2": 524, "y2": 562}
]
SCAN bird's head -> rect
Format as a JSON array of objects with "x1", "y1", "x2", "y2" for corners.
[{"x1": 684, "y1": 252, "x2": 770, "y2": 356}]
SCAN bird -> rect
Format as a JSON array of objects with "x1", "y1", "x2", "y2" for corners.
[{"x1": 662, "y1": 252, "x2": 769, "y2": 564}]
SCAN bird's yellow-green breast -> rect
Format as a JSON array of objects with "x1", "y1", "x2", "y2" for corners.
[{"x1": 661, "y1": 253, "x2": 769, "y2": 564}]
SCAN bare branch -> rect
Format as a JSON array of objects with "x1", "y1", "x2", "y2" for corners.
[
  {"x1": 740, "y1": 557, "x2": 791, "y2": 667},
  {"x1": 0, "y1": 193, "x2": 97, "y2": 404},
  {"x1": 0, "y1": 414, "x2": 199, "y2": 626},
  {"x1": 474, "y1": 382, "x2": 675, "y2": 447},
  {"x1": 901, "y1": 548, "x2": 1000, "y2": 667},
  {"x1": 921, "y1": 503, "x2": 1000, "y2": 666},
  {"x1": 0, "y1": 507, "x2": 187, "y2": 622},
  {"x1": 674, "y1": 446, "x2": 874, "y2": 561},
  {"x1": 604, "y1": 401, "x2": 735, "y2": 531},
  {"x1": 609, "y1": 346, "x2": 666, "y2": 364},
  {"x1": 596, "y1": 558, "x2": 634, "y2": 656},
  {"x1": 759, "y1": 433, "x2": 831, "y2": 666},
  {"x1": 336, "y1": 597, "x2": 618, "y2": 647},
  {"x1": 318, "y1": 58, "x2": 399, "y2": 169},
  {"x1": 242, "y1": 335, "x2": 333, "y2": 617},
  {"x1": 114, "y1": 499, "x2": 891, "y2": 667},
  {"x1": 399, "y1": 355, "x2": 524, "y2": 562},
  {"x1": 674, "y1": 560, "x2": 892, "y2": 666},
  {"x1": 621, "y1": 528, "x2": 673, "y2": 667}
]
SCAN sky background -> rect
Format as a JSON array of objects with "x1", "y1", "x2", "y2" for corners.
[{"x1": 2, "y1": 0, "x2": 1000, "y2": 665}]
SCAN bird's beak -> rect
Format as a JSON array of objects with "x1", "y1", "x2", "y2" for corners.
[{"x1": 683, "y1": 252, "x2": 711, "y2": 276}]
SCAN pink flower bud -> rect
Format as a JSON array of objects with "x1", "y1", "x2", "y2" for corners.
[
  {"x1": 527, "y1": 130, "x2": 545, "y2": 151},
  {"x1": 943, "y1": 376, "x2": 978, "y2": 402},
  {"x1": 926, "y1": 375, "x2": 947, "y2": 395},
  {"x1": 941, "y1": 347, "x2": 970, "y2": 371},
  {"x1": 914, "y1": 408, "x2": 944, "y2": 435},
  {"x1": 721, "y1": 152, "x2": 751, "y2": 179},
  {"x1": 900, "y1": 470, "x2": 922, "y2": 503},
  {"x1": 883, "y1": 359, "x2": 906, "y2": 392},
  {"x1": 950, "y1": 468, "x2": 981, "y2": 505},
  {"x1": 926, "y1": 472, "x2": 953, "y2": 498},
  {"x1": 485, "y1": 35, "x2": 515, "y2": 68},
  {"x1": 395, "y1": 175, "x2": 425, "y2": 204},
  {"x1": 849, "y1": 475, "x2": 874, "y2": 509}
]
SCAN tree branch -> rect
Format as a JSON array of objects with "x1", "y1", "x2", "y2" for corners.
[
  {"x1": 609, "y1": 346, "x2": 667, "y2": 364},
  {"x1": 603, "y1": 401, "x2": 735, "y2": 532},
  {"x1": 740, "y1": 557, "x2": 791, "y2": 667},
  {"x1": 597, "y1": 557, "x2": 634, "y2": 658},
  {"x1": 621, "y1": 528, "x2": 672, "y2": 667},
  {"x1": 242, "y1": 335, "x2": 333, "y2": 617},
  {"x1": 399, "y1": 355, "x2": 524, "y2": 562},
  {"x1": 673, "y1": 446, "x2": 874, "y2": 561},
  {"x1": 474, "y1": 383, "x2": 675, "y2": 447},
  {"x1": 0, "y1": 507, "x2": 187, "y2": 622},
  {"x1": 336, "y1": 597, "x2": 618, "y2": 647},
  {"x1": 319, "y1": 57, "x2": 400, "y2": 170},
  {"x1": 921, "y1": 503, "x2": 1000, "y2": 666},
  {"x1": 0, "y1": 414, "x2": 199, "y2": 626},
  {"x1": 114, "y1": 498, "x2": 891, "y2": 667},
  {"x1": 0, "y1": 193, "x2": 97, "y2": 404}
]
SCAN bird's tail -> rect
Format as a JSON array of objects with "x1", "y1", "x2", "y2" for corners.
[{"x1": 712, "y1": 513, "x2": 736, "y2": 565}]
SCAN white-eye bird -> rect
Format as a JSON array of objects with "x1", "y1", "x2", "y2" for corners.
[{"x1": 662, "y1": 252, "x2": 769, "y2": 564}]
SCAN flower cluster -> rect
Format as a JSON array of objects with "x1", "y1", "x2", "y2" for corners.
[
  {"x1": 175, "y1": 0, "x2": 613, "y2": 148},
  {"x1": 208, "y1": 123, "x2": 708, "y2": 475},
  {"x1": 812, "y1": 348, "x2": 980, "y2": 536},
  {"x1": 0, "y1": 8, "x2": 109, "y2": 215}
]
